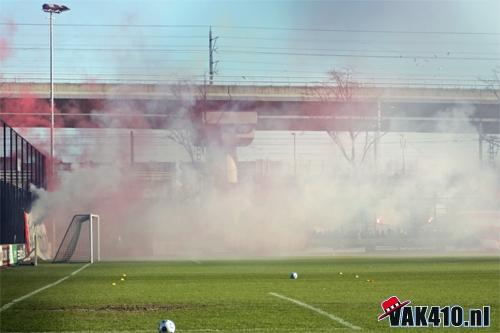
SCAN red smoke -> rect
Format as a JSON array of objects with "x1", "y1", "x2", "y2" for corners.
[
  {"x1": 0, "y1": 39, "x2": 11, "y2": 61},
  {"x1": 5, "y1": 19, "x2": 17, "y2": 34},
  {"x1": 2, "y1": 91, "x2": 55, "y2": 128},
  {"x1": 0, "y1": 19, "x2": 16, "y2": 62}
]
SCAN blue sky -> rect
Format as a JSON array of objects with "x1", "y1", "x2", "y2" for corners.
[{"x1": 1, "y1": 0, "x2": 499, "y2": 86}]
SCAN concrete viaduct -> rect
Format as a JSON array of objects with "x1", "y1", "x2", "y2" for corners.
[{"x1": 1, "y1": 82, "x2": 499, "y2": 134}]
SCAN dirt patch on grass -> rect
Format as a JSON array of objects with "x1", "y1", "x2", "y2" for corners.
[{"x1": 47, "y1": 303, "x2": 209, "y2": 313}]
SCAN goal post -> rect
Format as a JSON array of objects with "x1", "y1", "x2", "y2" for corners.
[{"x1": 53, "y1": 214, "x2": 100, "y2": 263}]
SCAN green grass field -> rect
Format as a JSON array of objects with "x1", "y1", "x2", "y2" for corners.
[{"x1": 1, "y1": 257, "x2": 499, "y2": 332}]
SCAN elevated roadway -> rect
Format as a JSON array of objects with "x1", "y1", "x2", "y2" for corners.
[{"x1": 1, "y1": 82, "x2": 499, "y2": 134}]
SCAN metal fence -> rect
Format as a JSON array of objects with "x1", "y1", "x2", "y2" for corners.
[
  {"x1": 1, "y1": 120, "x2": 46, "y2": 244},
  {"x1": 0, "y1": 74, "x2": 495, "y2": 90}
]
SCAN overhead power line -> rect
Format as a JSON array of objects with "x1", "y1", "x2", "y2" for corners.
[
  {"x1": 11, "y1": 44, "x2": 500, "y2": 56},
  {"x1": 0, "y1": 71, "x2": 487, "y2": 81},
  {"x1": 2, "y1": 66, "x2": 485, "y2": 79},
  {"x1": 14, "y1": 44, "x2": 208, "y2": 49},
  {"x1": 222, "y1": 36, "x2": 500, "y2": 45},
  {"x1": 9, "y1": 47, "x2": 499, "y2": 61},
  {"x1": 213, "y1": 25, "x2": 500, "y2": 36},
  {"x1": 224, "y1": 50, "x2": 500, "y2": 61},
  {"x1": 0, "y1": 23, "x2": 209, "y2": 28},
  {"x1": 2, "y1": 22, "x2": 499, "y2": 37},
  {"x1": 10, "y1": 47, "x2": 206, "y2": 53},
  {"x1": 14, "y1": 32, "x2": 500, "y2": 45},
  {"x1": 2, "y1": 22, "x2": 498, "y2": 36}
]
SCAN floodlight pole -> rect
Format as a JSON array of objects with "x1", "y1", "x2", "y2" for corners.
[
  {"x1": 49, "y1": 11, "x2": 54, "y2": 175},
  {"x1": 43, "y1": 4, "x2": 70, "y2": 177}
]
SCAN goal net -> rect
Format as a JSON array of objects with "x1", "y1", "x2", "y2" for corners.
[{"x1": 53, "y1": 214, "x2": 100, "y2": 263}]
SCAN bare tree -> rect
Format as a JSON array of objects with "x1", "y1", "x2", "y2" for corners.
[
  {"x1": 165, "y1": 78, "x2": 208, "y2": 163},
  {"x1": 166, "y1": 128, "x2": 198, "y2": 162},
  {"x1": 313, "y1": 68, "x2": 384, "y2": 168},
  {"x1": 479, "y1": 68, "x2": 500, "y2": 167},
  {"x1": 481, "y1": 67, "x2": 500, "y2": 99}
]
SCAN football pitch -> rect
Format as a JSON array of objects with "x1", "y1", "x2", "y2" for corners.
[{"x1": 1, "y1": 257, "x2": 499, "y2": 332}]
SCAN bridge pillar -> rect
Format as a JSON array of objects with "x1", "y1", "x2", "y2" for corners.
[
  {"x1": 198, "y1": 111, "x2": 257, "y2": 186},
  {"x1": 479, "y1": 135, "x2": 483, "y2": 162},
  {"x1": 205, "y1": 144, "x2": 238, "y2": 185}
]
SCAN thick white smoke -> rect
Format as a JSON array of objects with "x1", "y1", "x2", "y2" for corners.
[{"x1": 28, "y1": 89, "x2": 499, "y2": 259}]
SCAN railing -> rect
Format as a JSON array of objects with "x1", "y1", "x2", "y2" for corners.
[{"x1": 0, "y1": 73, "x2": 495, "y2": 90}]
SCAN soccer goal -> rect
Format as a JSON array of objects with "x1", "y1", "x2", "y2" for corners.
[{"x1": 53, "y1": 214, "x2": 100, "y2": 263}]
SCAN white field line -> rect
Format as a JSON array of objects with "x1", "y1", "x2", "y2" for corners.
[
  {"x1": 269, "y1": 292, "x2": 362, "y2": 330},
  {"x1": 0, "y1": 263, "x2": 92, "y2": 313}
]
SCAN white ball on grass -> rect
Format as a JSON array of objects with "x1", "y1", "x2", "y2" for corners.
[
  {"x1": 158, "y1": 319, "x2": 175, "y2": 333},
  {"x1": 290, "y1": 272, "x2": 298, "y2": 279}
]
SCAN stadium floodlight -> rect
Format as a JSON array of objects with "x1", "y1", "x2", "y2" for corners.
[
  {"x1": 41, "y1": 3, "x2": 70, "y2": 176},
  {"x1": 53, "y1": 214, "x2": 100, "y2": 263},
  {"x1": 42, "y1": 3, "x2": 70, "y2": 13}
]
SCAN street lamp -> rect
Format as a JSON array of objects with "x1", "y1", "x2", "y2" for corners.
[{"x1": 42, "y1": 3, "x2": 70, "y2": 176}]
